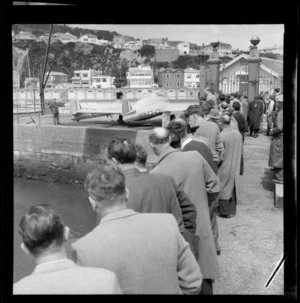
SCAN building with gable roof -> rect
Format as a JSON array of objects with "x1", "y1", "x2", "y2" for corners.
[{"x1": 219, "y1": 53, "x2": 283, "y2": 94}]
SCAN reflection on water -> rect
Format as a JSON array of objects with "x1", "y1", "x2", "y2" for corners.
[{"x1": 13, "y1": 178, "x2": 96, "y2": 283}]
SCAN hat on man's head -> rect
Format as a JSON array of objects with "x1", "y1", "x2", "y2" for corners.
[
  {"x1": 207, "y1": 108, "x2": 221, "y2": 120},
  {"x1": 166, "y1": 119, "x2": 187, "y2": 134}
]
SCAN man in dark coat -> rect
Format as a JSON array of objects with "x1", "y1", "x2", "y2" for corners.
[
  {"x1": 248, "y1": 95, "x2": 264, "y2": 138},
  {"x1": 49, "y1": 98, "x2": 63, "y2": 125},
  {"x1": 104, "y1": 138, "x2": 199, "y2": 256},
  {"x1": 232, "y1": 101, "x2": 247, "y2": 175},
  {"x1": 268, "y1": 94, "x2": 283, "y2": 183},
  {"x1": 166, "y1": 119, "x2": 220, "y2": 255}
]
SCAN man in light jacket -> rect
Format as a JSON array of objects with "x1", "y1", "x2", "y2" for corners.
[
  {"x1": 72, "y1": 161, "x2": 202, "y2": 294},
  {"x1": 14, "y1": 204, "x2": 122, "y2": 294}
]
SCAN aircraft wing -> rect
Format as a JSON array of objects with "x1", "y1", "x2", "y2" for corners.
[
  {"x1": 162, "y1": 101, "x2": 199, "y2": 113},
  {"x1": 75, "y1": 100, "x2": 122, "y2": 115}
]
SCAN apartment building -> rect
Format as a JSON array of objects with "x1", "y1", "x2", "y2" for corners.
[
  {"x1": 126, "y1": 65, "x2": 154, "y2": 88},
  {"x1": 158, "y1": 68, "x2": 184, "y2": 88},
  {"x1": 184, "y1": 67, "x2": 200, "y2": 88}
]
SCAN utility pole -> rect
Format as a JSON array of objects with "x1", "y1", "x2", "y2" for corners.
[{"x1": 39, "y1": 24, "x2": 53, "y2": 115}]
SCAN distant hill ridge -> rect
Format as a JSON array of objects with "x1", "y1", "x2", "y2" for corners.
[{"x1": 12, "y1": 24, "x2": 201, "y2": 49}]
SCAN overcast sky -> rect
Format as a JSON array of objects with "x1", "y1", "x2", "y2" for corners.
[{"x1": 68, "y1": 24, "x2": 284, "y2": 50}]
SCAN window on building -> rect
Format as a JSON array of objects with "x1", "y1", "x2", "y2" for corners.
[
  {"x1": 102, "y1": 78, "x2": 107, "y2": 82},
  {"x1": 187, "y1": 75, "x2": 191, "y2": 79},
  {"x1": 82, "y1": 73, "x2": 88, "y2": 77}
]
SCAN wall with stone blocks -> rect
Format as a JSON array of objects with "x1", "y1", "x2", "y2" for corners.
[{"x1": 14, "y1": 125, "x2": 158, "y2": 183}]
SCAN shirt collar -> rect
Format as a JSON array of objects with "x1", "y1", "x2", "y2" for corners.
[
  {"x1": 181, "y1": 137, "x2": 193, "y2": 149},
  {"x1": 33, "y1": 258, "x2": 76, "y2": 275},
  {"x1": 121, "y1": 167, "x2": 143, "y2": 175}
]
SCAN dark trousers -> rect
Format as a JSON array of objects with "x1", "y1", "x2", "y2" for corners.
[
  {"x1": 199, "y1": 279, "x2": 213, "y2": 295},
  {"x1": 249, "y1": 126, "x2": 259, "y2": 136},
  {"x1": 52, "y1": 112, "x2": 59, "y2": 124}
]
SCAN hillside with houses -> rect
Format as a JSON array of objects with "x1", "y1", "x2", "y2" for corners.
[{"x1": 12, "y1": 24, "x2": 283, "y2": 92}]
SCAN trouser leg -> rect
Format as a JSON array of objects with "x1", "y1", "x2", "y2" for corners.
[
  {"x1": 56, "y1": 113, "x2": 60, "y2": 124},
  {"x1": 52, "y1": 113, "x2": 56, "y2": 125},
  {"x1": 210, "y1": 198, "x2": 220, "y2": 254}
]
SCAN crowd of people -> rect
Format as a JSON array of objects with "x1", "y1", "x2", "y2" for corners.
[{"x1": 14, "y1": 87, "x2": 284, "y2": 294}]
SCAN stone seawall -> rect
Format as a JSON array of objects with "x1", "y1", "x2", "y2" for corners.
[{"x1": 14, "y1": 124, "x2": 158, "y2": 183}]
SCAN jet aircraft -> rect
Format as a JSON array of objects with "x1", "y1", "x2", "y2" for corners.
[{"x1": 70, "y1": 91, "x2": 199, "y2": 124}]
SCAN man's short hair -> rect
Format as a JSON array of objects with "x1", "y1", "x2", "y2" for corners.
[
  {"x1": 218, "y1": 94, "x2": 226, "y2": 101},
  {"x1": 220, "y1": 114, "x2": 231, "y2": 125},
  {"x1": 135, "y1": 144, "x2": 147, "y2": 167},
  {"x1": 149, "y1": 127, "x2": 170, "y2": 145},
  {"x1": 232, "y1": 93, "x2": 238, "y2": 98},
  {"x1": 106, "y1": 138, "x2": 136, "y2": 164},
  {"x1": 19, "y1": 204, "x2": 65, "y2": 256},
  {"x1": 84, "y1": 162, "x2": 126, "y2": 205},
  {"x1": 184, "y1": 105, "x2": 203, "y2": 118},
  {"x1": 232, "y1": 101, "x2": 241, "y2": 111},
  {"x1": 274, "y1": 88, "x2": 280, "y2": 93}
]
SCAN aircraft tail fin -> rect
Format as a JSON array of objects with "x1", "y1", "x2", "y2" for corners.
[
  {"x1": 70, "y1": 100, "x2": 80, "y2": 115},
  {"x1": 121, "y1": 100, "x2": 132, "y2": 116}
]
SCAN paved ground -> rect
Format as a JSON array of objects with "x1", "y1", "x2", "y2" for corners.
[
  {"x1": 14, "y1": 113, "x2": 284, "y2": 294},
  {"x1": 214, "y1": 131, "x2": 284, "y2": 295}
]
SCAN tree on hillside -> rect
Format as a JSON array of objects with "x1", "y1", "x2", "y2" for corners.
[
  {"x1": 172, "y1": 55, "x2": 199, "y2": 70},
  {"x1": 139, "y1": 45, "x2": 155, "y2": 58}
]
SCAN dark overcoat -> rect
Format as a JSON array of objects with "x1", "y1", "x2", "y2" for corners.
[
  {"x1": 248, "y1": 100, "x2": 264, "y2": 129},
  {"x1": 150, "y1": 147, "x2": 221, "y2": 280}
]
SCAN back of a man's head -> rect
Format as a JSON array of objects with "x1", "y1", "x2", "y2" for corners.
[
  {"x1": 232, "y1": 101, "x2": 241, "y2": 111},
  {"x1": 220, "y1": 114, "x2": 231, "y2": 125},
  {"x1": 84, "y1": 161, "x2": 126, "y2": 206},
  {"x1": 185, "y1": 105, "x2": 203, "y2": 118},
  {"x1": 218, "y1": 94, "x2": 226, "y2": 101},
  {"x1": 274, "y1": 88, "x2": 280, "y2": 93},
  {"x1": 19, "y1": 204, "x2": 65, "y2": 257},
  {"x1": 106, "y1": 138, "x2": 136, "y2": 164},
  {"x1": 135, "y1": 144, "x2": 148, "y2": 169},
  {"x1": 149, "y1": 127, "x2": 170, "y2": 146}
]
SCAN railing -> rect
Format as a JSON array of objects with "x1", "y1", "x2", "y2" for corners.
[{"x1": 219, "y1": 74, "x2": 283, "y2": 94}]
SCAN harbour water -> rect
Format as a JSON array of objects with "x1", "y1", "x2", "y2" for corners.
[{"x1": 13, "y1": 178, "x2": 96, "y2": 283}]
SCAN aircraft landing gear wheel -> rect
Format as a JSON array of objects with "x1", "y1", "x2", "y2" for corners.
[{"x1": 117, "y1": 115, "x2": 124, "y2": 125}]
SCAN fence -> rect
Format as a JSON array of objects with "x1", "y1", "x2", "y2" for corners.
[{"x1": 219, "y1": 73, "x2": 283, "y2": 95}]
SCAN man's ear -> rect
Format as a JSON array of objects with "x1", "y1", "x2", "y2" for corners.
[
  {"x1": 64, "y1": 226, "x2": 70, "y2": 241},
  {"x1": 20, "y1": 242, "x2": 30, "y2": 255}
]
